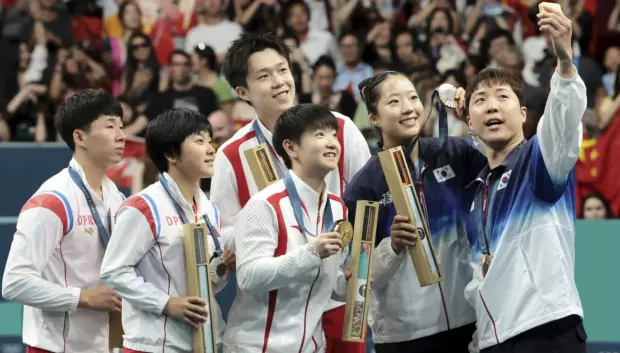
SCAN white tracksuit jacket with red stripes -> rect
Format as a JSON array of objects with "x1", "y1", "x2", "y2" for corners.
[
  {"x1": 100, "y1": 173, "x2": 228, "y2": 353},
  {"x1": 2, "y1": 159, "x2": 125, "y2": 353},
  {"x1": 223, "y1": 171, "x2": 349, "y2": 353},
  {"x1": 210, "y1": 112, "x2": 370, "y2": 313}
]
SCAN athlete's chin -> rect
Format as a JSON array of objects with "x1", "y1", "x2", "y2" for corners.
[
  {"x1": 400, "y1": 127, "x2": 420, "y2": 141},
  {"x1": 200, "y1": 165, "x2": 214, "y2": 179},
  {"x1": 315, "y1": 161, "x2": 337, "y2": 175},
  {"x1": 108, "y1": 154, "x2": 123, "y2": 165},
  {"x1": 481, "y1": 135, "x2": 511, "y2": 150}
]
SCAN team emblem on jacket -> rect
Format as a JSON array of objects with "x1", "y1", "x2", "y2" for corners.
[
  {"x1": 433, "y1": 165, "x2": 455, "y2": 183},
  {"x1": 497, "y1": 170, "x2": 512, "y2": 190},
  {"x1": 85, "y1": 228, "x2": 94, "y2": 235}
]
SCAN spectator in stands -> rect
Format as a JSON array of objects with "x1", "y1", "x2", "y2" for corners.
[
  {"x1": 120, "y1": 32, "x2": 161, "y2": 107},
  {"x1": 337, "y1": 0, "x2": 386, "y2": 40},
  {"x1": 536, "y1": 33, "x2": 603, "y2": 109},
  {"x1": 478, "y1": 29, "x2": 515, "y2": 69},
  {"x1": 50, "y1": 45, "x2": 110, "y2": 97},
  {"x1": 3, "y1": 24, "x2": 50, "y2": 143},
  {"x1": 230, "y1": 0, "x2": 280, "y2": 34},
  {"x1": 281, "y1": 31, "x2": 313, "y2": 103},
  {"x1": 29, "y1": 0, "x2": 73, "y2": 48},
  {"x1": 465, "y1": 0, "x2": 521, "y2": 53},
  {"x1": 576, "y1": 86, "x2": 620, "y2": 219},
  {"x1": 103, "y1": 0, "x2": 144, "y2": 96},
  {"x1": 423, "y1": 8, "x2": 467, "y2": 75},
  {"x1": 408, "y1": 0, "x2": 459, "y2": 34},
  {"x1": 495, "y1": 45, "x2": 546, "y2": 139},
  {"x1": 602, "y1": 46, "x2": 620, "y2": 97},
  {"x1": 362, "y1": 19, "x2": 393, "y2": 68},
  {"x1": 579, "y1": 193, "x2": 614, "y2": 220},
  {"x1": 193, "y1": 43, "x2": 235, "y2": 117},
  {"x1": 208, "y1": 110, "x2": 235, "y2": 150},
  {"x1": 185, "y1": 0, "x2": 243, "y2": 63},
  {"x1": 333, "y1": 31, "x2": 373, "y2": 101},
  {"x1": 283, "y1": 0, "x2": 343, "y2": 67},
  {"x1": 300, "y1": 55, "x2": 357, "y2": 118},
  {"x1": 144, "y1": 50, "x2": 219, "y2": 134},
  {"x1": 557, "y1": 0, "x2": 593, "y2": 57},
  {"x1": 392, "y1": 29, "x2": 430, "y2": 76}
]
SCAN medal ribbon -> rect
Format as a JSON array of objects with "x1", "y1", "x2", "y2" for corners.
[
  {"x1": 253, "y1": 119, "x2": 287, "y2": 179},
  {"x1": 475, "y1": 174, "x2": 493, "y2": 257},
  {"x1": 159, "y1": 174, "x2": 222, "y2": 257},
  {"x1": 283, "y1": 174, "x2": 334, "y2": 237},
  {"x1": 403, "y1": 142, "x2": 431, "y2": 231},
  {"x1": 68, "y1": 167, "x2": 112, "y2": 247}
]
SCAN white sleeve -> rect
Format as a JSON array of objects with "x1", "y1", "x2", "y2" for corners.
[
  {"x1": 2, "y1": 199, "x2": 81, "y2": 312},
  {"x1": 100, "y1": 204, "x2": 170, "y2": 315},
  {"x1": 531, "y1": 68, "x2": 586, "y2": 200},
  {"x1": 464, "y1": 260, "x2": 482, "y2": 353},
  {"x1": 343, "y1": 116, "x2": 371, "y2": 184},
  {"x1": 23, "y1": 45, "x2": 48, "y2": 84},
  {"x1": 184, "y1": 30, "x2": 196, "y2": 54},
  {"x1": 235, "y1": 199, "x2": 323, "y2": 293},
  {"x1": 464, "y1": 259, "x2": 483, "y2": 313},
  {"x1": 331, "y1": 268, "x2": 348, "y2": 302},
  {"x1": 370, "y1": 237, "x2": 407, "y2": 290},
  {"x1": 210, "y1": 149, "x2": 241, "y2": 252}
]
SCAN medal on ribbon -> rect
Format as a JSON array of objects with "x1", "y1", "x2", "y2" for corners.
[
  {"x1": 332, "y1": 220, "x2": 353, "y2": 248},
  {"x1": 482, "y1": 254, "x2": 493, "y2": 277}
]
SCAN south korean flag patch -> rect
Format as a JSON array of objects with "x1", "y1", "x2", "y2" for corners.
[
  {"x1": 433, "y1": 165, "x2": 456, "y2": 183},
  {"x1": 497, "y1": 170, "x2": 512, "y2": 190}
]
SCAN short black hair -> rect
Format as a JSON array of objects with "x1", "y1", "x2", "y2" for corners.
[
  {"x1": 358, "y1": 71, "x2": 407, "y2": 115},
  {"x1": 222, "y1": 32, "x2": 291, "y2": 90},
  {"x1": 281, "y1": 30, "x2": 300, "y2": 47},
  {"x1": 579, "y1": 192, "x2": 615, "y2": 219},
  {"x1": 465, "y1": 68, "x2": 524, "y2": 115},
  {"x1": 282, "y1": 0, "x2": 311, "y2": 23},
  {"x1": 168, "y1": 49, "x2": 190, "y2": 65},
  {"x1": 312, "y1": 55, "x2": 336, "y2": 74},
  {"x1": 273, "y1": 104, "x2": 339, "y2": 169},
  {"x1": 146, "y1": 108, "x2": 212, "y2": 173},
  {"x1": 338, "y1": 30, "x2": 359, "y2": 44},
  {"x1": 55, "y1": 89, "x2": 123, "y2": 151},
  {"x1": 195, "y1": 43, "x2": 217, "y2": 70}
]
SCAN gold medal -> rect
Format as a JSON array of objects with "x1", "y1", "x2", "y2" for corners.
[
  {"x1": 333, "y1": 220, "x2": 353, "y2": 248},
  {"x1": 482, "y1": 254, "x2": 493, "y2": 277}
]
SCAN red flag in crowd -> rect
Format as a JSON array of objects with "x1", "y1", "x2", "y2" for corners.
[
  {"x1": 575, "y1": 109, "x2": 620, "y2": 216},
  {"x1": 106, "y1": 136, "x2": 146, "y2": 190}
]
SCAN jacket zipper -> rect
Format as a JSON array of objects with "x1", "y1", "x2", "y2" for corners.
[
  {"x1": 417, "y1": 168, "x2": 451, "y2": 330},
  {"x1": 298, "y1": 269, "x2": 321, "y2": 353},
  {"x1": 479, "y1": 290, "x2": 499, "y2": 344}
]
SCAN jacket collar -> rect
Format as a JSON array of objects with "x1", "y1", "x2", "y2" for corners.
[
  {"x1": 69, "y1": 158, "x2": 115, "y2": 205},
  {"x1": 160, "y1": 172, "x2": 206, "y2": 216},
  {"x1": 289, "y1": 170, "x2": 329, "y2": 218},
  {"x1": 470, "y1": 139, "x2": 528, "y2": 186},
  {"x1": 253, "y1": 117, "x2": 274, "y2": 144}
]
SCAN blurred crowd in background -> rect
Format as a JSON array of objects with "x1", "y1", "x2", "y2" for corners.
[{"x1": 0, "y1": 0, "x2": 618, "y2": 219}]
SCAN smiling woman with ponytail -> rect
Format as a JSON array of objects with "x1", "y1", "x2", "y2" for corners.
[{"x1": 342, "y1": 71, "x2": 487, "y2": 353}]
